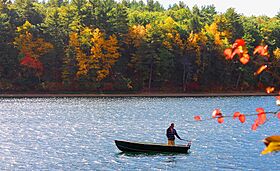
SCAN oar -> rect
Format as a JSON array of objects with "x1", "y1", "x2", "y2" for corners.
[
  {"x1": 180, "y1": 139, "x2": 192, "y2": 145},
  {"x1": 180, "y1": 139, "x2": 191, "y2": 142}
]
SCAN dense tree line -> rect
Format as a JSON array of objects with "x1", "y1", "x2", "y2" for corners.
[{"x1": 0, "y1": 0, "x2": 279, "y2": 93}]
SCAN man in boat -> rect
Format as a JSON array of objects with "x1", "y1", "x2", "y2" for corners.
[{"x1": 166, "y1": 123, "x2": 182, "y2": 145}]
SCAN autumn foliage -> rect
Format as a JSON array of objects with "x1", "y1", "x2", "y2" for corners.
[
  {"x1": 68, "y1": 27, "x2": 120, "y2": 81},
  {"x1": 13, "y1": 21, "x2": 53, "y2": 73}
]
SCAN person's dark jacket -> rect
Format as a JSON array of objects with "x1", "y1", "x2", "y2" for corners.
[{"x1": 166, "y1": 127, "x2": 182, "y2": 140}]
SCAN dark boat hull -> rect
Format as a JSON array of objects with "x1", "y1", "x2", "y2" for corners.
[{"x1": 115, "y1": 140, "x2": 191, "y2": 153}]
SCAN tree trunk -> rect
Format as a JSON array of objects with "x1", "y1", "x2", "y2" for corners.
[{"x1": 235, "y1": 72, "x2": 241, "y2": 89}]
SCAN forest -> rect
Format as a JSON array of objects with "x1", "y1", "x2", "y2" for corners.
[{"x1": 0, "y1": 0, "x2": 280, "y2": 93}]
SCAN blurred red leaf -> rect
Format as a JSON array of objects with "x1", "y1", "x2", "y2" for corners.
[
  {"x1": 254, "y1": 65, "x2": 268, "y2": 75},
  {"x1": 224, "y1": 48, "x2": 233, "y2": 60},
  {"x1": 265, "y1": 87, "x2": 275, "y2": 94},
  {"x1": 239, "y1": 54, "x2": 250, "y2": 64},
  {"x1": 233, "y1": 112, "x2": 240, "y2": 119},
  {"x1": 256, "y1": 108, "x2": 265, "y2": 113},
  {"x1": 194, "y1": 116, "x2": 202, "y2": 121},
  {"x1": 277, "y1": 112, "x2": 280, "y2": 119},
  {"x1": 255, "y1": 108, "x2": 266, "y2": 125},
  {"x1": 233, "y1": 39, "x2": 246, "y2": 48},
  {"x1": 253, "y1": 45, "x2": 269, "y2": 56},
  {"x1": 239, "y1": 114, "x2": 246, "y2": 123},
  {"x1": 232, "y1": 47, "x2": 243, "y2": 58},
  {"x1": 212, "y1": 109, "x2": 222, "y2": 118},
  {"x1": 252, "y1": 121, "x2": 259, "y2": 131},
  {"x1": 217, "y1": 117, "x2": 224, "y2": 124},
  {"x1": 257, "y1": 113, "x2": 266, "y2": 125}
]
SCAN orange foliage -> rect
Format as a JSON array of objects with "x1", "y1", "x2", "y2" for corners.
[
  {"x1": 13, "y1": 21, "x2": 53, "y2": 73},
  {"x1": 126, "y1": 25, "x2": 147, "y2": 48}
]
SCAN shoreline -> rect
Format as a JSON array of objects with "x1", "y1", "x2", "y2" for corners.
[{"x1": 0, "y1": 92, "x2": 275, "y2": 98}]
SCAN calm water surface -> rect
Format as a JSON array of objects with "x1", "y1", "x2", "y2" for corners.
[{"x1": 0, "y1": 96, "x2": 279, "y2": 170}]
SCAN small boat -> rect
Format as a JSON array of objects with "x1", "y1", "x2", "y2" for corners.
[{"x1": 115, "y1": 140, "x2": 191, "y2": 153}]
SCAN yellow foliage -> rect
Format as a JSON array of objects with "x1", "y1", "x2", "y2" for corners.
[
  {"x1": 174, "y1": 33, "x2": 184, "y2": 49},
  {"x1": 188, "y1": 32, "x2": 199, "y2": 45},
  {"x1": 162, "y1": 41, "x2": 172, "y2": 49},
  {"x1": 69, "y1": 32, "x2": 80, "y2": 47},
  {"x1": 126, "y1": 25, "x2": 146, "y2": 47},
  {"x1": 80, "y1": 27, "x2": 93, "y2": 45},
  {"x1": 162, "y1": 17, "x2": 177, "y2": 31},
  {"x1": 16, "y1": 21, "x2": 32, "y2": 33},
  {"x1": 204, "y1": 23, "x2": 225, "y2": 45},
  {"x1": 145, "y1": 24, "x2": 152, "y2": 31},
  {"x1": 273, "y1": 48, "x2": 280, "y2": 60},
  {"x1": 69, "y1": 27, "x2": 120, "y2": 81}
]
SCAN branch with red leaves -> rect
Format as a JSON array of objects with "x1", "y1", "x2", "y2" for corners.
[
  {"x1": 194, "y1": 108, "x2": 280, "y2": 131},
  {"x1": 194, "y1": 38, "x2": 280, "y2": 131},
  {"x1": 224, "y1": 38, "x2": 279, "y2": 93}
]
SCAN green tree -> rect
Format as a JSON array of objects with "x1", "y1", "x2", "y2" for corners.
[{"x1": 0, "y1": 0, "x2": 19, "y2": 89}]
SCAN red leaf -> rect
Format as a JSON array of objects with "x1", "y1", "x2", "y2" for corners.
[
  {"x1": 239, "y1": 114, "x2": 246, "y2": 123},
  {"x1": 239, "y1": 54, "x2": 250, "y2": 64},
  {"x1": 217, "y1": 117, "x2": 224, "y2": 124},
  {"x1": 194, "y1": 116, "x2": 201, "y2": 121},
  {"x1": 212, "y1": 109, "x2": 222, "y2": 118},
  {"x1": 256, "y1": 108, "x2": 265, "y2": 114},
  {"x1": 277, "y1": 112, "x2": 280, "y2": 119},
  {"x1": 253, "y1": 45, "x2": 269, "y2": 56},
  {"x1": 257, "y1": 113, "x2": 266, "y2": 125},
  {"x1": 254, "y1": 65, "x2": 268, "y2": 75},
  {"x1": 265, "y1": 87, "x2": 275, "y2": 94},
  {"x1": 232, "y1": 39, "x2": 245, "y2": 49},
  {"x1": 252, "y1": 122, "x2": 259, "y2": 131},
  {"x1": 232, "y1": 47, "x2": 243, "y2": 58},
  {"x1": 235, "y1": 39, "x2": 246, "y2": 47},
  {"x1": 233, "y1": 112, "x2": 240, "y2": 119},
  {"x1": 224, "y1": 48, "x2": 233, "y2": 60}
]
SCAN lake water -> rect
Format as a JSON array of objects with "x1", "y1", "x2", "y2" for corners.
[{"x1": 0, "y1": 96, "x2": 279, "y2": 170}]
